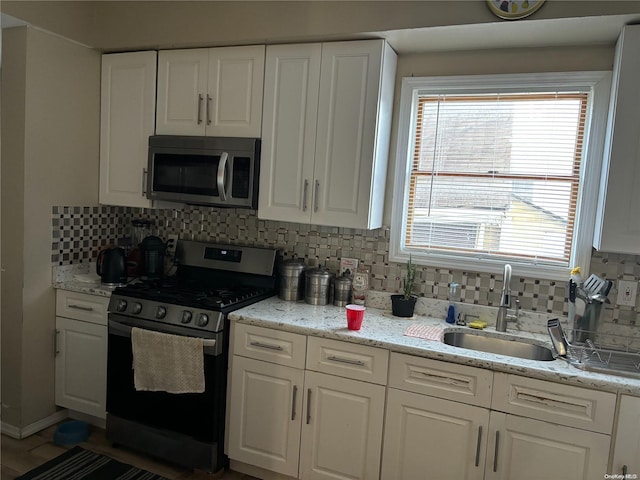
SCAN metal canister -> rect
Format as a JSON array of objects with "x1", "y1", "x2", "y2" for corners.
[
  {"x1": 305, "y1": 267, "x2": 334, "y2": 305},
  {"x1": 279, "y1": 259, "x2": 306, "y2": 301},
  {"x1": 333, "y1": 274, "x2": 353, "y2": 307}
]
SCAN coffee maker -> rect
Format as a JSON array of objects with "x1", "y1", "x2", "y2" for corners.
[
  {"x1": 127, "y1": 219, "x2": 153, "y2": 276},
  {"x1": 140, "y1": 235, "x2": 167, "y2": 280}
]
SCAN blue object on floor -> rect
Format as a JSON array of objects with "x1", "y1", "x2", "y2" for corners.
[{"x1": 53, "y1": 420, "x2": 90, "y2": 446}]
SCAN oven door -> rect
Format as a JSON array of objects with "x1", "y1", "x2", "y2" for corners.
[{"x1": 106, "y1": 315, "x2": 226, "y2": 443}]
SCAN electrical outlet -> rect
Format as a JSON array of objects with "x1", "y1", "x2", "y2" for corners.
[
  {"x1": 617, "y1": 280, "x2": 638, "y2": 307},
  {"x1": 166, "y1": 234, "x2": 179, "y2": 256}
]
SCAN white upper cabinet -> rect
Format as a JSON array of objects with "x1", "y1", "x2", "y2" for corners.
[
  {"x1": 99, "y1": 51, "x2": 156, "y2": 208},
  {"x1": 156, "y1": 46, "x2": 265, "y2": 137},
  {"x1": 259, "y1": 40, "x2": 397, "y2": 229},
  {"x1": 594, "y1": 24, "x2": 640, "y2": 254}
]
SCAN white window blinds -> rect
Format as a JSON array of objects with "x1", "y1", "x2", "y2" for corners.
[{"x1": 406, "y1": 92, "x2": 588, "y2": 267}]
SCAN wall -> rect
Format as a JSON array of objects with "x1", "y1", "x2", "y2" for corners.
[
  {"x1": 0, "y1": 25, "x2": 100, "y2": 430},
  {"x1": 51, "y1": 205, "x2": 640, "y2": 335},
  {"x1": 1, "y1": 27, "x2": 27, "y2": 429}
]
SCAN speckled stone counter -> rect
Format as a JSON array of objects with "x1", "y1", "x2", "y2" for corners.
[
  {"x1": 52, "y1": 263, "x2": 117, "y2": 297},
  {"x1": 229, "y1": 296, "x2": 640, "y2": 396}
]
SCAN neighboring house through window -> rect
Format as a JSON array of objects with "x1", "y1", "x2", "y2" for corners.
[{"x1": 390, "y1": 72, "x2": 612, "y2": 280}]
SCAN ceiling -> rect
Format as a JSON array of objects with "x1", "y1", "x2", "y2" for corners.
[
  {"x1": 376, "y1": 14, "x2": 640, "y2": 54},
  {"x1": 2, "y1": 11, "x2": 640, "y2": 55}
]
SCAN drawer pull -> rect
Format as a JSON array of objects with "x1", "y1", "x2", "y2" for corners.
[
  {"x1": 327, "y1": 355, "x2": 365, "y2": 367},
  {"x1": 306, "y1": 388, "x2": 312, "y2": 425},
  {"x1": 415, "y1": 370, "x2": 471, "y2": 388},
  {"x1": 291, "y1": 385, "x2": 298, "y2": 421},
  {"x1": 55, "y1": 329, "x2": 60, "y2": 355},
  {"x1": 515, "y1": 391, "x2": 585, "y2": 414},
  {"x1": 250, "y1": 341, "x2": 283, "y2": 351},
  {"x1": 475, "y1": 426, "x2": 482, "y2": 467},
  {"x1": 68, "y1": 304, "x2": 94, "y2": 312}
]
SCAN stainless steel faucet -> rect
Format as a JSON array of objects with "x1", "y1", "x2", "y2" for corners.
[{"x1": 495, "y1": 264, "x2": 520, "y2": 332}]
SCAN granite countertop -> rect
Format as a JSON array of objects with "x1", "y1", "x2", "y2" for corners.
[
  {"x1": 52, "y1": 263, "x2": 121, "y2": 297},
  {"x1": 229, "y1": 296, "x2": 640, "y2": 396}
]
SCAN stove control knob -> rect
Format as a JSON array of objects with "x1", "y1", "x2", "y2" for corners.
[
  {"x1": 156, "y1": 306, "x2": 167, "y2": 319},
  {"x1": 132, "y1": 302, "x2": 143, "y2": 314},
  {"x1": 197, "y1": 313, "x2": 209, "y2": 327},
  {"x1": 116, "y1": 299, "x2": 128, "y2": 312},
  {"x1": 181, "y1": 311, "x2": 193, "y2": 324}
]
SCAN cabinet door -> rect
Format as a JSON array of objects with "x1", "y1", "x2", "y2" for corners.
[
  {"x1": 258, "y1": 43, "x2": 321, "y2": 224},
  {"x1": 594, "y1": 25, "x2": 640, "y2": 254},
  {"x1": 55, "y1": 316, "x2": 107, "y2": 419},
  {"x1": 207, "y1": 45, "x2": 265, "y2": 137},
  {"x1": 99, "y1": 51, "x2": 156, "y2": 208},
  {"x1": 381, "y1": 389, "x2": 489, "y2": 480},
  {"x1": 486, "y1": 412, "x2": 610, "y2": 480},
  {"x1": 227, "y1": 356, "x2": 304, "y2": 478},
  {"x1": 156, "y1": 49, "x2": 208, "y2": 135},
  {"x1": 313, "y1": 40, "x2": 393, "y2": 229},
  {"x1": 300, "y1": 371, "x2": 385, "y2": 480},
  {"x1": 611, "y1": 395, "x2": 640, "y2": 477}
]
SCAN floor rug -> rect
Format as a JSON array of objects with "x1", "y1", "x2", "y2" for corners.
[{"x1": 16, "y1": 446, "x2": 170, "y2": 480}]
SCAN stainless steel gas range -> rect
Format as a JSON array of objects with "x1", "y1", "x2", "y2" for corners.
[{"x1": 106, "y1": 240, "x2": 278, "y2": 473}]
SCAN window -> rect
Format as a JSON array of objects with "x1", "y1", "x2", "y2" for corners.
[{"x1": 390, "y1": 72, "x2": 611, "y2": 280}]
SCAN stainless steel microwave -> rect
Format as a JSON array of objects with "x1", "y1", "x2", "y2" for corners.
[{"x1": 147, "y1": 135, "x2": 260, "y2": 209}]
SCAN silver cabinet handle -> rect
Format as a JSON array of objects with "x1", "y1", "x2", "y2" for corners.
[
  {"x1": 197, "y1": 94, "x2": 203, "y2": 124},
  {"x1": 306, "y1": 388, "x2": 312, "y2": 424},
  {"x1": 327, "y1": 356, "x2": 365, "y2": 366},
  {"x1": 68, "y1": 304, "x2": 94, "y2": 312},
  {"x1": 303, "y1": 180, "x2": 309, "y2": 212},
  {"x1": 55, "y1": 329, "x2": 60, "y2": 355},
  {"x1": 475, "y1": 426, "x2": 482, "y2": 467},
  {"x1": 249, "y1": 341, "x2": 283, "y2": 351},
  {"x1": 142, "y1": 168, "x2": 148, "y2": 195},
  {"x1": 217, "y1": 152, "x2": 229, "y2": 202},
  {"x1": 314, "y1": 180, "x2": 320, "y2": 212},
  {"x1": 291, "y1": 385, "x2": 298, "y2": 421},
  {"x1": 206, "y1": 94, "x2": 212, "y2": 125},
  {"x1": 493, "y1": 431, "x2": 500, "y2": 472}
]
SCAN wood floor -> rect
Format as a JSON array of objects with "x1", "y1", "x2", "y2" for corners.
[{"x1": 0, "y1": 422, "x2": 256, "y2": 480}]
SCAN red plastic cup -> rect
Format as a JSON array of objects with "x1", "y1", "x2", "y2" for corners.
[{"x1": 346, "y1": 304, "x2": 366, "y2": 330}]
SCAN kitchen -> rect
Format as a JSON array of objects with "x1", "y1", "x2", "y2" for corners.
[{"x1": 2, "y1": 1, "x2": 640, "y2": 479}]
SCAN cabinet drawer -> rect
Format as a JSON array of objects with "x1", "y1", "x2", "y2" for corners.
[
  {"x1": 306, "y1": 337, "x2": 389, "y2": 385},
  {"x1": 232, "y1": 323, "x2": 306, "y2": 369},
  {"x1": 491, "y1": 373, "x2": 616, "y2": 434},
  {"x1": 55, "y1": 290, "x2": 109, "y2": 325},
  {"x1": 388, "y1": 353, "x2": 493, "y2": 408}
]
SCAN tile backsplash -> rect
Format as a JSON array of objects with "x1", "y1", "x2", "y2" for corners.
[{"x1": 52, "y1": 205, "x2": 640, "y2": 330}]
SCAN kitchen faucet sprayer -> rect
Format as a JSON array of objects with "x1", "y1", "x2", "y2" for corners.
[{"x1": 495, "y1": 263, "x2": 520, "y2": 332}]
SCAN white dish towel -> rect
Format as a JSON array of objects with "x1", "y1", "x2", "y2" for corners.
[{"x1": 132, "y1": 327, "x2": 206, "y2": 394}]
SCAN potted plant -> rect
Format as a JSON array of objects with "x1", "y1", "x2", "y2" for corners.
[{"x1": 391, "y1": 256, "x2": 418, "y2": 317}]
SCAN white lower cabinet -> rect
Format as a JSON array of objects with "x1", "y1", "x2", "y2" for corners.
[
  {"x1": 300, "y1": 371, "x2": 385, "y2": 480},
  {"x1": 382, "y1": 388, "x2": 489, "y2": 480},
  {"x1": 487, "y1": 412, "x2": 610, "y2": 480},
  {"x1": 381, "y1": 354, "x2": 615, "y2": 480},
  {"x1": 611, "y1": 395, "x2": 640, "y2": 477},
  {"x1": 228, "y1": 324, "x2": 387, "y2": 480},
  {"x1": 55, "y1": 290, "x2": 109, "y2": 419},
  {"x1": 228, "y1": 355, "x2": 304, "y2": 477}
]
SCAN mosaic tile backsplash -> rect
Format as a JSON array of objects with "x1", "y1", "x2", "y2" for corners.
[{"x1": 51, "y1": 205, "x2": 640, "y2": 330}]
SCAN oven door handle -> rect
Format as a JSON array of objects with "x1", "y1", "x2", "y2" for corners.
[{"x1": 109, "y1": 319, "x2": 219, "y2": 355}]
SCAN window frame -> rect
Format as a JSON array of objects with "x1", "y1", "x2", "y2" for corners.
[{"x1": 390, "y1": 71, "x2": 612, "y2": 281}]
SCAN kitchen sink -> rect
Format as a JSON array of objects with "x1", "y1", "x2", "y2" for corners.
[{"x1": 443, "y1": 331, "x2": 555, "y2": 361}]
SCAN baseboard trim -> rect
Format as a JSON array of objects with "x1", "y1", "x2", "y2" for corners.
[
  {"x1": 230, "y1": 460, "x2": 296, "y2": 480},
  {"x1": 1, "y1": 410, "x2": 69, "y2": 439}
]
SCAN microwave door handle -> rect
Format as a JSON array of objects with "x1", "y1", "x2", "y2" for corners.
[{"x1": 217, "y1": 152, "x2": 229, "y2": 201}]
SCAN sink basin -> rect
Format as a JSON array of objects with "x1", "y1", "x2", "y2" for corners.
[{"x1": 443, "y1": 332, "x2": 555, "y2": 361}]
